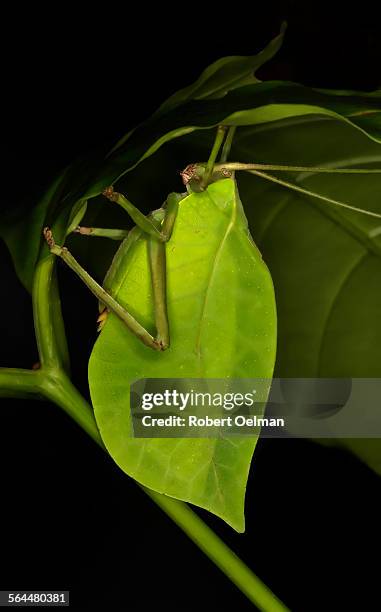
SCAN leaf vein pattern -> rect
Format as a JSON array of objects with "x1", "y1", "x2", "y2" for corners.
[{"x1": 317, "y1": 252, "x2": 367, "y2": 374}]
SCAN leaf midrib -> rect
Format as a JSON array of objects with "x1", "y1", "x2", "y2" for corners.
[{"x1": 194, "y1": 191, "x2": 237, "y2": 372}]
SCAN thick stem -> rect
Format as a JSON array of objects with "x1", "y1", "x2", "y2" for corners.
[
  {"x1": 33, "y1": 256, "x2": 70, "y2": 370},
  {"x1": 220, "y1": 127, "x2": 236, "y2": 163},
  {"x1": 40, "y1": 370, "x2": 102, "y2": 444},
  {"x1": 0, "y1": 368, "x2": 45, "y2": 399},
  {"x1": 51, "y1": 268, "x2": 71, "y2": 375},
  {"x1": 147, "y1": 490, "x2": 288, "y2": 611}
]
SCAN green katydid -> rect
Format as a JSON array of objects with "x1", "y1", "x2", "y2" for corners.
[{"x1": 44, "y1": 126, "x2": 381, "y2": 531}]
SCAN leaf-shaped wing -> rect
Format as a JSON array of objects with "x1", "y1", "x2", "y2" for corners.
[{"x1": 88, "y1": 178, "x2": 277, "y2": 532}]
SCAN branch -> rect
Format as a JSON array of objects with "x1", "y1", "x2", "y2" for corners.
[{"x1": 0, "y1": 368, "x2": 44, "y2": 399}]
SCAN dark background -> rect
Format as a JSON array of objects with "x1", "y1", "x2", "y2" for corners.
[{"x1": 1, "y1": 3, "x2": 381, "y2": 610}]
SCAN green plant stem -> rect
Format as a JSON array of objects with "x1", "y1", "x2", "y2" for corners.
[
  {"x1": 33, "y1": 256, "x2": 69, "y2": 371},
  {"x1": 40, "y1": 371, "x2": 103, "y2": 445},
  {"x1": 148, "y1": 489, "x2": 287, "y2": 611},
  {"x1": 220, "y1": 127, "x2": 236, "y2": 163},
  {"x1": 0, "y1": 368, "x2": 45, "y2": 399},
  {"x1": 201, "y1": 125, "x2": 228, "y2": 188}
]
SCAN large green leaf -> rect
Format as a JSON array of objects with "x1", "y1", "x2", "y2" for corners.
[
  {"x1": 230, "y1": 117, "x2": 381, "y2": 471},
  {"x1": 0, "y1": 156, "x2": 98, "y2": 293},
  {"x1": 144, "y1": 24, "x2": 288, "y2": 112},
  {"x1": 349, "y1": 110, "x2": 381, "y2": 141},
  {"x1": 88, "y1": 178, "x2": 277, "y2": 532},
  {"x1": 0, "y1": 170, "x2": 69, "y2": 293},
  {"x1": 227, "y1": 119, "x2": 381, "y2": 378}
]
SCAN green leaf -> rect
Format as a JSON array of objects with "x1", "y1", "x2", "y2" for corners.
[
  {"x1": 229, "y1": 120, "x2": 381, "y2": 377},
  {"x1": 230, "y1": 116, "x2": 381, "y2": 473},
  {"x1": 0, "y1": 169, "x2": 70, "y2": 293},
  {"x1": 153, "y1": 23, "x2": 287, "y2": 113},
  {"x1": 349, "y1": 111, "x2": 381, "y2": 142},
  {"x1": 0, "y1": 154, "x2": 97, "y2": 293},
  {"x1": 88, "y1": 178, "x2": 277, "y2": 532},
  {"x1": 65, "y1": 200, "x2": 88, "y2": 236}
]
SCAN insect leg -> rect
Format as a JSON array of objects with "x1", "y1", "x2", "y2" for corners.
[
  {"x1": 160, "y1": 192, "x2": 182, "y2": 241},
  {"x1": 103, "y1": 187, "x2": 166, "y2": 241},
  {"x1": 148, "y1": 237, "x2": 169, "y2": 349},
  {"x1": 74, "y1": 227, "x2": 129, "y2": 240},
  {"x1": 248, "y1": 169, "x2": 381, "y2": 219},
  {"x1": 44, "y1": 228, "x2": 163, "y2": 351},
  {"x1": 147, "y1": 193, "x2": 183, "y2": 349}
]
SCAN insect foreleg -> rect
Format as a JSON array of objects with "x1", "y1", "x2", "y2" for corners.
[
  {"x1": 103, "y1": 186, "x2": 166, "y2": 241},
  {"x1": 74, "y1": 227, "x2": 129, "y2": 240},
  {"x1": 43, "y1": 228, "x2": 163, "y2": 351}
]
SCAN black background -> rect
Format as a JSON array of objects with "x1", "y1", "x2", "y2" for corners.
[{"x1": 1, "y1": 3, "x2": 381, "y2": 611}]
